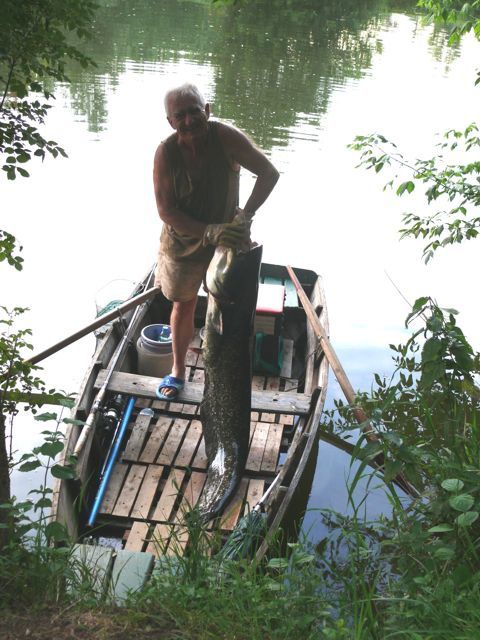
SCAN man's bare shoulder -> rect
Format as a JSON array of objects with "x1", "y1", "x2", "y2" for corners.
[{"x1": 215, "y1": 121, "x2": 252, "y2": 148}]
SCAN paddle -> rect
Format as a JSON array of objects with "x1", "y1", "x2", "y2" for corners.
[
  {"x1": 286, "y1": 265, "x2": 375, "y2": 437},
  {"x1": 27, "y1": 285, "x2": 161, "y2": 366},
  {"x1": 286, "y1": 265, "x2": 417, "y2": 497}
]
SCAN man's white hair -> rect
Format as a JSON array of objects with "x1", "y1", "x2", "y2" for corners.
[{"x1": 164, "y1": 83, "x2": 206, "y2": 113}]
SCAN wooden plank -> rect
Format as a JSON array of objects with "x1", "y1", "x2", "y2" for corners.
[
  {"x1": 95, "y1": 370, "x2": 310, "y2": 415},
  {"x1": 279, "y1": 414, "x2": 294, "y2": 426},
  {"x1": 131, "y1": 465, "x2": 164, "y2": 520},
  {"x1": 280, "y1": 338, "x2": 294, "y2": 378},
  {"x1": 244, "y1": 478, "x2": 265, "y2": 513},
  {"x1": 152, "y1": 468, "x2": 186, "y2": 522},
  {"x1": 99, "y1": 463, "x2": 129, "y2": 514},
  {"x1": 260, "y1": 412, "x2": 276, "y2": 423},
  {"x1": 139, "y1": 417, "x2": 172, "y2": 464},
  {"x1": 123, "y1": 411, "x2": 154, "y2": 462},
  {"x1": 261, "y1": 424, "x2": 284, "y2": 473},
  {"x1": 192, "y1": 368, "x2": 204, "y2": 383},
  {"x1": 112, "y1": 464, "x2": 147, "y2": 518},
  {"x1": 146, "y1": 523, "x2": 172, "y2": 557},
  {"x1": 175, "y1": 420, "x2": 203, "y2": 467},
  {"x1": 125, "y1": 522, "x2": 150, "y2": 552},
  {"x1": 246, "y1": 422, "x2": 270, "y2": 472},
  {"x1": 175, "y1": 471, "x2": 207, "y2": 522},
  {"x1": 250, "y1": 411, "x2": 259, "y2": 422},
  {"x1": 156, "y1": 419, "x2": 189, "y2": 466},
  {"x1": 220, "y1": 478, "x2": 249, "y2": 531},
  {"x1": 168, "y1": 526, "x2": 189, "y2": 556},
  {"x1": 262, "y1": 381, "x2": 278, "y2": 422},
  {"x1": 252, "y1": 375, "x2": 265, "y2": 391},
  {"x1": 110, "y1": 550, "x2": 154, "y2": 604},
  {"x1": 192, "y1": 437, "x2": 208, "y2": 469}
]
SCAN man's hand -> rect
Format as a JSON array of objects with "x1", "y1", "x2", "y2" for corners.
[{"x1": 203, "y1": 220, "x2": 250, "y2": 250}]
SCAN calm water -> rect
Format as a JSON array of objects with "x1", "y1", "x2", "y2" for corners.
[{"x1": 2, "y1": 0, "x2": 479, "y2": 542}]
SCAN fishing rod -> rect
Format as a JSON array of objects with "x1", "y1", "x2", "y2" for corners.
[
  {"x1": 73, "y1": 267, "x2": 157, "y2": 458},
  {"x1": 87, "y1": 396, "x2": 138, "y2": 527}
]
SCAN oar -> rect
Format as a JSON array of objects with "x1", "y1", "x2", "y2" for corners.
[
  {"x1": 286, "y1": 265, "x2": 417, "y2": 496},
  {"x1": 286, "y1": 265, "x2": 375, "y2": 438},
  {"x1": 27, "y1": 285, "x2": 160, "y2": 366},
  {"x1": 73, "y1": 275, "x2": 157, "y2": 458}
]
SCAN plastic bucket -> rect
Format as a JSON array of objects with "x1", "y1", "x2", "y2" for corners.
[{"x1": 136, "y1": 324, "x2": 173, "y2": 377}]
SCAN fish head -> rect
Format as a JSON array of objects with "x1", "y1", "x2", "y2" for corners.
[{"x1": 205, "y1": 245, "x2": 263, "y2": 304}]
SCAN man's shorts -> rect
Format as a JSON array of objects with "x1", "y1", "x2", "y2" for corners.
[{"x1": 154, "y1": 249, "x2": 210, "y2": 303}]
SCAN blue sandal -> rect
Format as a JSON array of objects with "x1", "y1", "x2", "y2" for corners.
[{"x1": 156, "y1": 374, "x2": 185, "y2": 401}]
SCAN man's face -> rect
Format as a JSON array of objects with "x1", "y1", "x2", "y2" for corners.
[{"x1": 166, "y1": 94, "x2": 210, "y2": 142}]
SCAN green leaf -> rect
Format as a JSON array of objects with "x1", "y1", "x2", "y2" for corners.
[
  {"x1": 449, "y1": 494, "x2": 475, "y2": 512},
  {"x1": 455, "y1": 511, "x2": 479, "y2": 527},
  {"x1": 441, "y1": 478, "x2": 465, "y2": 492},
  {"x1": 19, "y1": 460, "x2": 42, "y2": 472},
  {"x1": 50, "y1": 464, "x2": 76, "y2": 480},
  {"x1": 34, "y1": 412, "x2": 58, "y2": 422},
  {"x1": 428, "y1": 524, "x2": 454, "y2": 533},
  {"x1": 37, "y1": 441, "x2": 64, "y2": 458},
  {"x1": 45, "y1": 521, "x2": 69, "y2": 542},
  {"x1": 434, "y1": 546, "x2": 455, "y2": 560},
  {"x1": 384, "y1": 460, "x2": 403, "y2": 482},
  {"x1": 267, "y1": 558, "x2": 289, "y2": 570}
]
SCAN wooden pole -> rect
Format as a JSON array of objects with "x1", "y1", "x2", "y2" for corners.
[
  {"x1": 286, "y1": 266, "x2": 374, "y2": 436},
  {"x1": 27, "y1": 286, "x2": 161, "y2": 366}
]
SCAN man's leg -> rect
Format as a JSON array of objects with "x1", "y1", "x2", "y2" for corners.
[{"x1": 158, "y1": 296, "x2": 197, "y2": 398}]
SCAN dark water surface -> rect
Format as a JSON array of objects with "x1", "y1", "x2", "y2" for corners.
[{"x1": 2, "y1": 0, "x2": 479, "y2": 542}]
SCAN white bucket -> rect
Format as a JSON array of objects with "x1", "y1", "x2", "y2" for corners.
[{"x1": 137, "y1": 324, "x2": 173, "y2": 377}]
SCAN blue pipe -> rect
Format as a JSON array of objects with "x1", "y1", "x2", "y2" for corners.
[{"x1": 87, "y1": 395, "x2": 136, "y2": 527}]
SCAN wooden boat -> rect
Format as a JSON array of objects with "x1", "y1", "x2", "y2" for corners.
[{"x1": 52, "y1": 261, "x2": 329, "y2": 581}]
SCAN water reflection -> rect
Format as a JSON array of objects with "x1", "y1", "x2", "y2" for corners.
[{"x1": 66, "y1": 0, "x2": 437, "y2": 149}]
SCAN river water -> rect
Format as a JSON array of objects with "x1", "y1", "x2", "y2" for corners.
[{"x1": 2, "y1": 0, "x2": 479, "y2": 543}]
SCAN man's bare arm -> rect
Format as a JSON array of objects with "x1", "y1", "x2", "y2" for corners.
[
  {"x1": 153, "y1": 143, "x2": 207, "y2": 237},
  {"x1": 218, "y1": 123, "x2": 279, "y2": 217}
]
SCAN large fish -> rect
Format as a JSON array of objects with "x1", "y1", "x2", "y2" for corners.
[{"x1": 197, "y1": 243, "x2": 263, "y2": 521}]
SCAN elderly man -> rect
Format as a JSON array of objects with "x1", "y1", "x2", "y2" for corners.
[{"x1": 153, "y1": 83, "x2": 279, "y2": 400}]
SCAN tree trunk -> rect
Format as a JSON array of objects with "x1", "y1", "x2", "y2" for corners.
[{"x1": 0, "y1": 413, "x2": 11, "y2": 550}]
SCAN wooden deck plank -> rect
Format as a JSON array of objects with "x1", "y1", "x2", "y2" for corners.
[
  {"x1": 260, "y1": 413, "x2": 276, "y2": 423},
  {"x1": 220, "y1": 478, "x2": 249, "y2": 531},
  {"x1": 244, "y1": 478, "x2": 265, "y2": 513},
  {"x1": 94, "y1": 370, "x2": 311, "y2": 415},
  {"x1": 192, "y1": 368, "x2": 204, "y2": 383},
  {"x1": 252, "y1": 375, "x2": 265, "y2": 391},
  {"x1": 124, "y1": 521, "x2": 149, "y2": 552},
  {"x1": 151, "y1": 468, "x2": 186, "y2": 522},
  {"x1": 280, "y1": 338, "x2": 294, "y2": 379},
  {"x1": 123, "y1": 411, "x2": 154, "y2": 462},
  {"x1": 175, "y1": 420, "x2": 203, "y2": 467},
  {"x1": 131, "y1": 465, "x2": 164, "y2": 520},
  {"x1": 175, "y1": 471, "x2": 207, "y2": 522},
  {"x1": 156, "y1": 419, "x2": 189, "y2": 466},
  {"x1": 146, "y1": 523, "x2": 173, "y2": 557},
  {"x1": 99, "y1": 463, "x2": 129, "y2": 515},
  {"x1": 191, "y1": 437, "x2": 208, "y2": 469},
  {"x1": 112, "y1": 464, "x2": 147, "y2": 518},
  {"x1": 139, "y1": 417, "x2": 172, "y2": 464},
  {"x1": 261, "y1": 424, "x2": 284, "y2": 473},
  {"x1": 246, "y1": 422, "x2": 270, "y2": 472},
  {"x1": 279, "y1": 414, "x2": 294, "y2": 426}
]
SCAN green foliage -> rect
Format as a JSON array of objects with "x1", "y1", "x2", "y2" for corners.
[
  {"x1": 419, "y1": 0, "x2": 480, "y2": 46},
  {"x1": 0, "y1": 0, "x2": 97, "y2": 179},
  {"x1": 349, "y1": 127, "x2": 480, "y2": 261}
]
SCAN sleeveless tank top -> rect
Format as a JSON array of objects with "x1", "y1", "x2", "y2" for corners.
[{"x1": 160, "y1": 121, "x2": 240, "y2": 263}]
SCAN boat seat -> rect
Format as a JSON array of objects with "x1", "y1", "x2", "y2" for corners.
[{"x1": 94, "y1": 369, "x2": 311, "y2": 416}]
